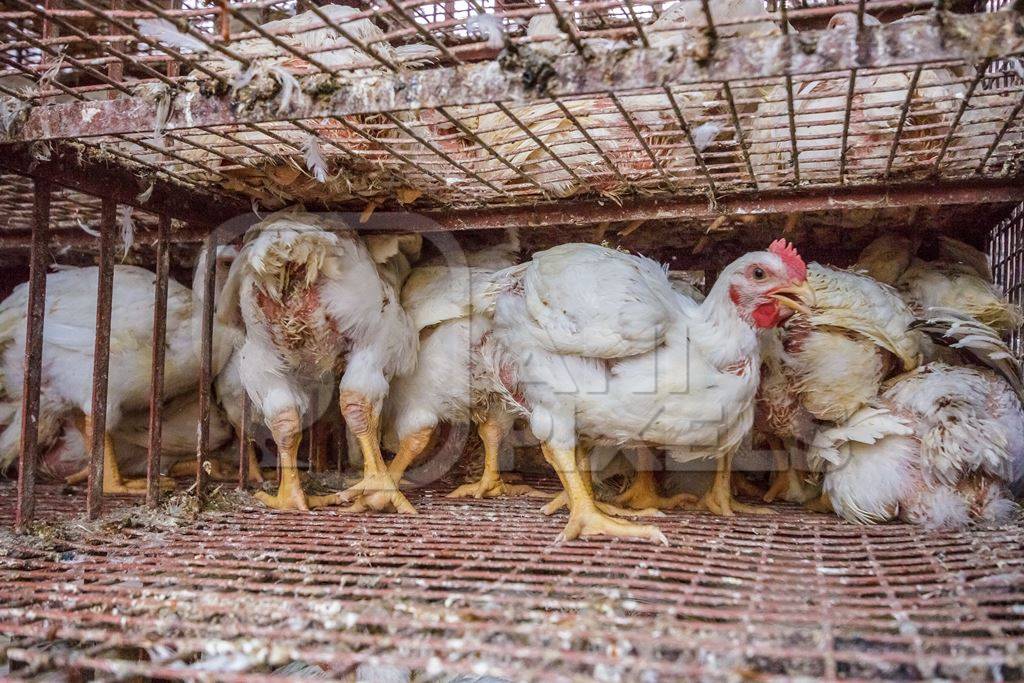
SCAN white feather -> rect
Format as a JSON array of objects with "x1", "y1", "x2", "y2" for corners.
[
  {"x1": 135, "y1": 18, "x2": 215, "y2": 55},
  {"x1": 267, "y1": 64, "x2": 302, "y2": 114},
  {"x1": 117, "y1": 205, "x2": 136, "y2": 258},
  {"x1": 302, "y1": 134, "x2": 328, "y2": 183},
  {"x1": 467, "y1": 13, "x2": 506, "y2": 49},
  {"x1": 691, "y1": 121, "x2": 721, "y2": 153}
]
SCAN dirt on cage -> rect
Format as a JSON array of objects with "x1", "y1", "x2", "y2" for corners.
[{"x1": 0, "y1": 482, "x2": 1022, "y2": 681}]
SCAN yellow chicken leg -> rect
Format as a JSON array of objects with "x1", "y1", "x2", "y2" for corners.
[
  {"x1": 542, "y1": 444, "x2": 667, "y2": 545},
  {"x1": 542, "y1": 447, "x2": 662, "y2": 517},
  {"x1": 335, "y1": 392, "x2": 416, "y2": 514},
  {"x1": 698, "y1": 451, "x2": 775, "y2": 516},
  {"x1": 255, "y1": 409, "x2": 334, "y2": 511},
  {"x1": 613, "y1": 451, "x2": 697, "y2": 510},
  {"x1": 65, "y1": 414, "x2": 173, "y2": 494},
  {"x1": 448, "y1": 417, "x2": 550, "y2": 499},
  {"x1": 387, "y1": 425, "x2": 434, "y2": 485}
]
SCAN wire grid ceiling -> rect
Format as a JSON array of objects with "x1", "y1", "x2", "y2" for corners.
[{"x1": 0, "y1": 1, "x2": 1022, "y2": 213}]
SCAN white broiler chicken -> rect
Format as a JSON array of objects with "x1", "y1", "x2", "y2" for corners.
[
  {"x1": 811, "y1": 360, "x2": 1023, "y2": 529},
  {"x1": 779, "y1": 263, "x2": 922, "y2": 424},
  {"x1": 755, "y1": 262, "x2": 924, "y2": 506},
  {"x1": 216, "y1": 210, "x2": 417, "y2": 512},
  {"x1": 382, "y1": 236, "x2": 548, "y2": 499},
  {"x1": 767, "y1": 253, "x2": 1023, "y2": 514},
  {"x1": 750, "y1": 12, "x2": 961, "y2": 185},
  {"x1": 40, "y1": 392, "x2": 235, "y2": 483},
  {"x1": 854, "y1": 234, "x2": 1022, "y2": 335},
  {"x1": 0, "y1": 262, "x2": 233, "y2": 493},
  {"x1": 478, "y1": 240, "x2": 812, "y2": 542}
]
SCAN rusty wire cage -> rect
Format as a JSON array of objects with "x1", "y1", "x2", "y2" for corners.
[{"x1": 1, "y1": 0, "x2": 1024, "y2": 679}]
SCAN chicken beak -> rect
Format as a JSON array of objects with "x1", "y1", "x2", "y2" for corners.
[{"x1": 770, "y1": 281, "x2": 814, "y2": 315}]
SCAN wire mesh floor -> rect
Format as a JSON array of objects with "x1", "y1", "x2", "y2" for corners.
[{"x1": 1, "y1": 482, "x2": 1022, "y2": 681}]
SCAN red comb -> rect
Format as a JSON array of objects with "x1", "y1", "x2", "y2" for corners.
[{"x1": 769, "y1": 238, "x2": 807, "y2": 282}]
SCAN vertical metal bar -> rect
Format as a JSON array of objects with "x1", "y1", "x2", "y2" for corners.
[
  {"x1": 146, "y1": 215, "x2": 170, "y2": 508},
  {"x1": 14, "y1": 179, "x2": 50, "y2": 533},
  {"x1": 837, "y1": 70, "x2": 857, "y2": 184},
  {"x1": 106, "y1": 0, "x2": 125, "y2": 91},
  {"x1": 238, "y1": 392, "x2": 251, "y2": 489},
  {"x1": 86, "y1": 199, "x2": 116, "y2": 520},
  {"x1": 196, "y1": 236, "x2": 217, "y2": 504},
  {"x1": 309, "y1": 394, "x2": 324, "y2": 474},
  {"x1": 41, "y1": 0, "x2": 61, "y2": 40},
  {"x1": 884, "y1": 66, "x2": 923, "y2": 179},
  {"x1": 165, "y1": 0, "x2": 182, "y2": 78}
]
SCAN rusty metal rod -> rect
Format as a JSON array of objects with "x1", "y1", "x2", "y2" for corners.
[
  {"x1": 146, "y1": 215, "x2": 170, "y2": 508},
  {"x1": 238, "y1": 392, "x2": 251, "y2": 490},
  {"x1": 196, "y1": 236, "x2": 218, "y2": 504},
  {"x1": 975, "y1": 90, "x2": 1024, "y2": 174},
  {"x1": 932, "y1": 58, "x2": 992, "y2": 172},
  {"x1": 884, "y1": 65, "x2": 923, "y2": 179},
  {"x1": 720, "y1": 82, "x2": 757, "y2": 190},
  {"x1": 837, "y1": 69, "x2": 857, "y2": 183},
  {"x1": 13, "y1": 179, "x2": 50, "y2": 533},
  {"x1": 85, "y1": 199, "x2": 116, "y2": 519}
]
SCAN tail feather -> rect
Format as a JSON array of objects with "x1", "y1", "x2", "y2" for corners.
[
  {"x1": 911, "y1": 308, "x2": 1024, "y2": 400},
  {"x1": 243, "y1": 211, "x2": 342, "y2": 302}
]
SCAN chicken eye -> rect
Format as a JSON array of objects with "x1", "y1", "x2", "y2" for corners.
[{"x1": 752, "y1": 266, "x2": 766, "y2": 281}]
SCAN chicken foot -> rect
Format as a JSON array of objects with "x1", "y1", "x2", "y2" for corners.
[
  {"x1": 334, "y1": 391, "x2": 416, "y2": 514},
  {"x1": 448, "y1": 418, "x2": 550, "y2": 499},
  {"x1": 697, "y1": 451, "x2": 774, "y2": 516},
  {"x1": 65, "y1": 414, "x2": 174, "y2": 494},
  {"x1": 804, "y1": 492, "x2": 834, "y2": 514},
  {"x1": 542, "y1": 448, "x2": 662, "y2": 517},
  {"x1": 254, "y1": 409, "x2": 336, "y2": 511},
  {"x1": 542, "y1": 444, "x2": 668, "y2": 545},
  {"x1": 612, "y1": 451, "x2": 697, "y2": 511}
]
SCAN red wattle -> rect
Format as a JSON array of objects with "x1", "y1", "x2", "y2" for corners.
[{"x1": 752, "y1": 302, "x2": 781, "y2": 328}]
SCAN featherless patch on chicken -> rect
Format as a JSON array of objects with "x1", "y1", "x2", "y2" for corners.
[
  {"x1": 475, "y1": 238, "x2": 811, "y2": 543},
  {"x1": 216, "y1": 210, "x2": 419, "y2": 512}
]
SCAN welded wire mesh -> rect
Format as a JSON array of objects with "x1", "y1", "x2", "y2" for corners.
[
  {"x1": 990, "y1": 201, "x2": 1024, "y2": 354},
  {"x1": 0, "y1": 1, "x2": 1021, "y2": 215},
  {"x1": 1, "y1": 483, "x2": 1022, "y2": 680}
]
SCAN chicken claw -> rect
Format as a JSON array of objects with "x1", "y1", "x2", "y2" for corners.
[
  {"x1": 254, "y1": 472, "x2": 336, "y2": 511},
  {"x1": 557, "y1": 506, "x2": 669, "y2": 546},
  {"x1": 337, "y1": 474, "x2": 417, "y2": 514},
  {"x1": 447, "y1": 475, "x2": 552, "y2": 500},
  {"x1": 613, "y1": 475, "x2": 697, "y2": 511},
  {"x1": 804, "y1": 492, "x2": 834, "y2": 515},
  {"x1": 541, "y1": 491, "x2": 664, "y2": 517}
]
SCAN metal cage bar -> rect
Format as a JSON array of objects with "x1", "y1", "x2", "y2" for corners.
[
  {"x1": 13, "y1": 178, "x2": 50, "y2": 532},
  {"x1": 145, "y1": 214, "x2": 171, "y2": 508},
  {"x1": 196, "y1": 235, "x2": 218, "y2": 504},
  {"x1": 85, "y1": 198, "x2": 116, "y2": 519}
]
